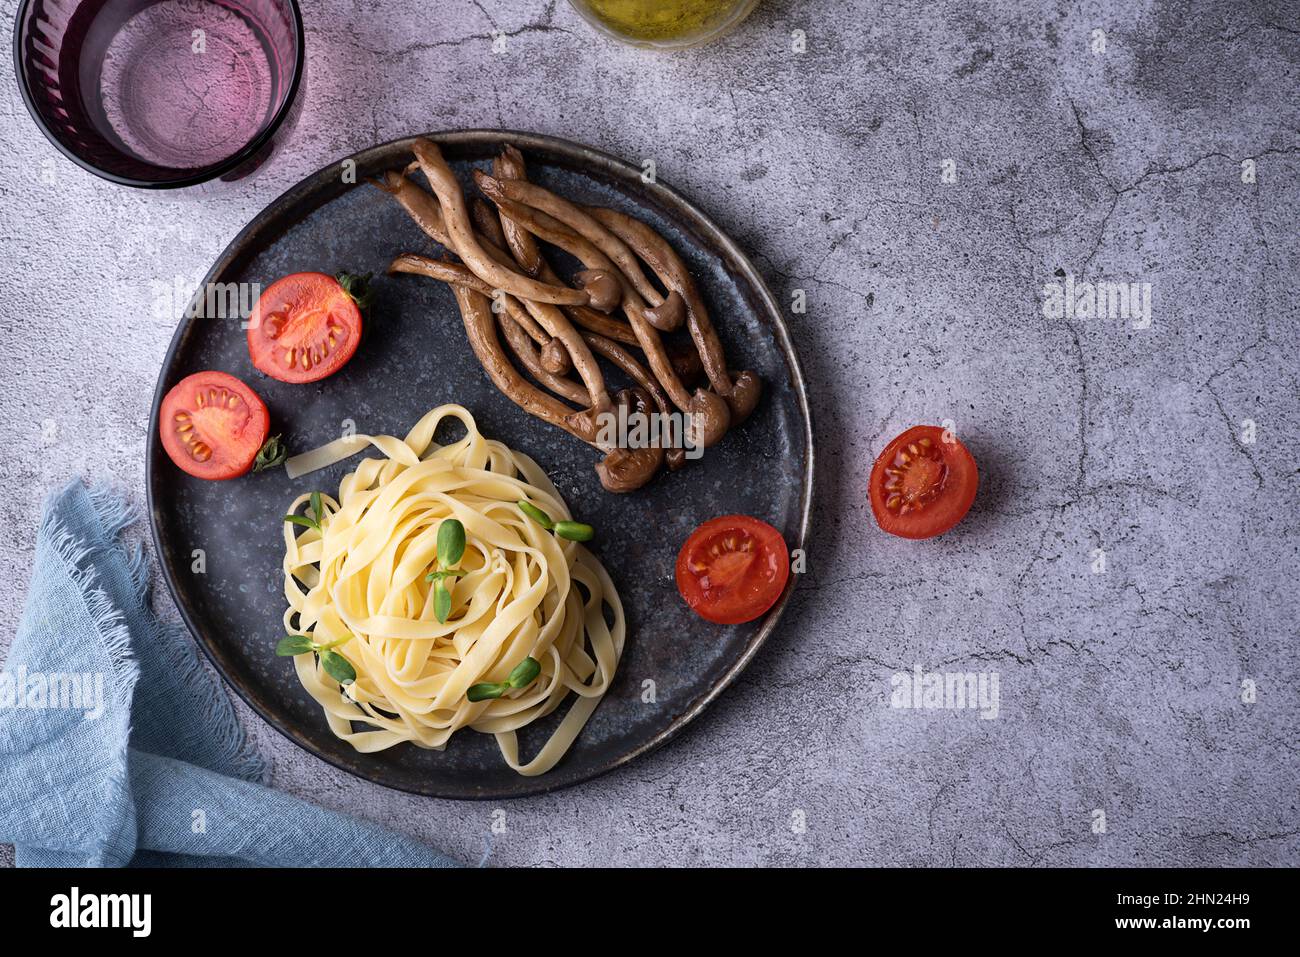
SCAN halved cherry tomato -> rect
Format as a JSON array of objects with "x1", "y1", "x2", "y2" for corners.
[
  {"x1": 159, "y1": 371, "x2": 270, "y2": 480},
  {"x1": 246, "y1": 272, "x2": 363, "y2": 383},
  {"x1": 675, "y1": 515, "x2": 791, "y2": 624},
  {"x1": 869, "y1": 425, "x2": 978, "y2": 539}
]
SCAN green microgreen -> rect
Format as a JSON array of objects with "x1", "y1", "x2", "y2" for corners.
[
  {"x1": 425, "y1": 518, "x2": 467, "y2": 624},
  {"x1": 283, "y1": 491, "x2": 326, "y2": 532},
  {"x1": 275, "y1": 633, "x2": 356, "y2": 685},
  {"x1": 517, "y1": 501, "x2": 594, "y2": 542},
  {"x1": 467, "y1": 656, "x2": 542, "y2": 702},
  {"x1": 553, "y1": 521, "x2": 594, "y2": 542}
]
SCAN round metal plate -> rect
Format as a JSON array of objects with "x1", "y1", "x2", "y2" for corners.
[{"x1": 147, "y1": 130, "x2": 814, "y2": 799}]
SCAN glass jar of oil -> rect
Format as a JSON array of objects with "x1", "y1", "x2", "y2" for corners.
[{"x1": 568, "y1": 0, "x2": 759, "y2": 48}]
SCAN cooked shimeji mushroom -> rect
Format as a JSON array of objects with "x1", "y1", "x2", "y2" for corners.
[{"x1": 381, "y1": 137, "x2": 763, "y2": 493}]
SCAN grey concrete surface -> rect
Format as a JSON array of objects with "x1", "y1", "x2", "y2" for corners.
[{"x1": 2, "y1": 0, "x2": 1298, "y2": 867}]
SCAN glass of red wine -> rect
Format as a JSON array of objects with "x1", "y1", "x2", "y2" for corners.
[{"x1": 14, "y1": 0, "x2": 304, "y2": 189}]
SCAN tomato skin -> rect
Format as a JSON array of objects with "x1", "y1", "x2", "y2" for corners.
[
  {"x1": 675, "y1": 515, "x2": 791, "y2": 625},
  {"x1": 868, "y1": 425, "x2": 978, "y2": 539},
  {"x1": 246, "y1": 272, "x2": 362, "y2": 383},
  {"x1": 159, "y1": 371, "x2": 269, "y2": 480}
]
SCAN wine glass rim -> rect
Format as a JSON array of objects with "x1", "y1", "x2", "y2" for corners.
[{"x1": 11, "y1": 0, "x2": 306, "y2": 190}]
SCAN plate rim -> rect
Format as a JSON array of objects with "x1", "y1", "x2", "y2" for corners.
[{"x1": 146, "y1": 128, "x2": 816, "y2": 799}]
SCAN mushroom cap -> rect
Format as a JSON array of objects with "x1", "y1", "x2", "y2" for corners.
[
  {"x1": 595, "y1": 446, "x2": 663, "y2": 493},
  {"x1": 539, "y1": 338, "x2": 572, "y2": 375},
  {"x1": 643, "y1": 289, "x2": 686, "y2": 331},
  {"x1": 574, "y1": 269, "x2": 622, "y2": 313},
  {"x1": 686, "y1": 388, "x2": 731, "y2": 449},
  {"x1": 472, "y1": 168, "x2": 506, "y2": 200},
  {"x1": 593, "y1": 388, "x2": 665, "y2": 492},
  {"x1": 725, "y1": 370, "x2": 762, "y2": 425}
]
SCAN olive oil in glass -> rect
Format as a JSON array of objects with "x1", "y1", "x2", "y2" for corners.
[{"x1": 567, "y1": 0, "x2": 758, "y2": 48}]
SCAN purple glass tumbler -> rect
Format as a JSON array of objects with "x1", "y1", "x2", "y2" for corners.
[{"x1": 14, "y1": 0, "x2": 304, "y2": 188}]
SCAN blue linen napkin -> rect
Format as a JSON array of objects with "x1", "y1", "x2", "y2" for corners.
[{"x1": 0, "y1": 480, "x2": 458, "y2": 868}]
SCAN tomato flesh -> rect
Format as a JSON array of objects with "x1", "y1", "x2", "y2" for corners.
[
  {"x1": 159, "y1": 371, "x2": 269, "y2": 480},
  {"x1": 247, "y1": 272, "x2": 362, "y2": 383},
  {"x1": 675, "y1": 515, "x2": 790, "y2": 624},
  {"x1": 868, "y1": 425, "x2": 978, "y2": 539}
]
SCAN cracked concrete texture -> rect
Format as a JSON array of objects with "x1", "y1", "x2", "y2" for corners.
[{"x1": 1, "y1": 0, "x2": 1297, "y2": 867}]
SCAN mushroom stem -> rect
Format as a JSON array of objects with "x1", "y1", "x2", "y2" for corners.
[
  {"x1": 503, "y1": 298, "x2": 550, "y2": 348},
  {"x1": 475, "y1": 171, "x2": 670, "y2": 309},
  {"x1": 536, "y1": 256, "x2": 639, "y2": 345},
  {"x1": 471, "y1": 197, "x2": 509, "y2": 250},
  {"x1": 560, "y1": 300, "x2": 641, "y2": 346},
  {"x1": 493, "y1": 146, "x2": 545, "y2": 278},
  {"x1": 433, "y1": 279, "x2": 600, "y2": 449},
  {"x1": 380, "y1": 168, "x2": 506, "y2": 271},
  {"x1": 497, "y1": 307, "x2": 589, "y2": 405},
  {"x1": 411, "y1": 139, "x2": 589, "y2": 307},
  {"x1": 375, "y1": 170, "x2": 453, "y2": 247},
  {"x1": 581, "y1": 332, "x2": 673, "y2": 424},
  {"x1": 478, "y1": 193, "x2": 698, "y2": 415},
  {"x1": 388, "y1": 253, "x2": 543, "y2": 344},
  {"x1": 378, "y1": 166, "x2": 665, "y2": 352},
  {"x1": 486, "y1": 195, "x2": 601, "y2": 264},
  {"x1": 515, "y1": 297, "x2": 613, "y2": 413},
  {"x1": 587, "y1": 206, "x2": 737, "y2": 397},
  {"x1": 378, "y1": 177, "x2": 571, "y2": 366},
  {"x1": 380, "y1": 163, "x2": 609, "y2": 411},
  {"x1": 582, "y1": 331, "x2": 689, "y2": 471},
  {"x1": 389, "y1": 254, "x2": 610, "y2": 414}
]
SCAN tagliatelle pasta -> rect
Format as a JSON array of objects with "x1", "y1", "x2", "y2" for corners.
[{"x1": 280, "y1": 404, "x2": 624, "y2": 776}]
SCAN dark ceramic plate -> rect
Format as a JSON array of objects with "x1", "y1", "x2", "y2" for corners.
[{"x1": 147, "y1": 130, "x2": 813, "y2": 799}]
